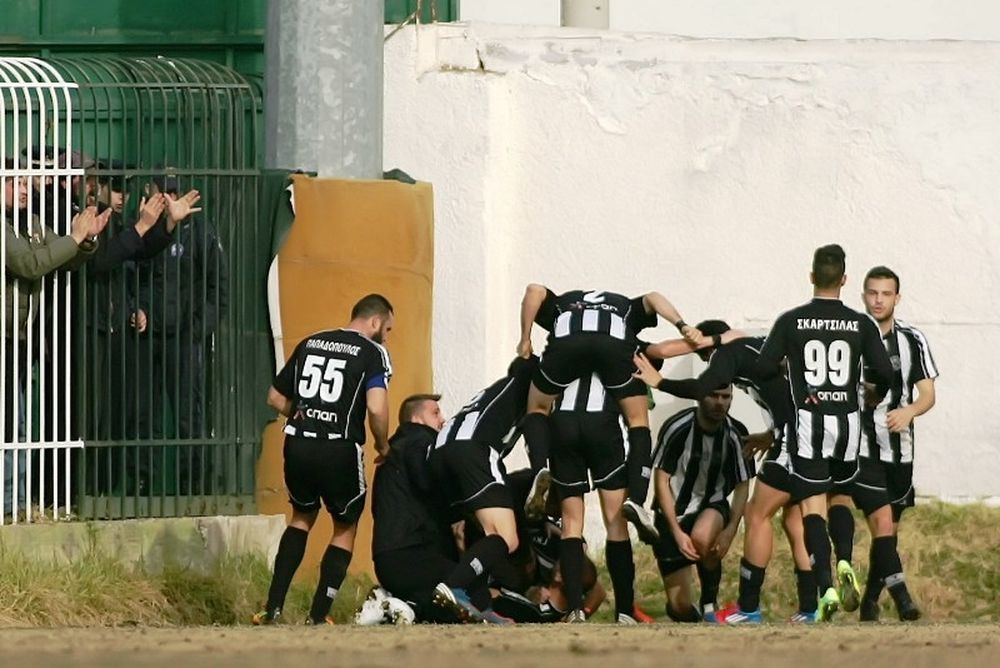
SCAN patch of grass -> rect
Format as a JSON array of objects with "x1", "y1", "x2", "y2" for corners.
[
  {"x1": 0, "y1": 540, "x2": 372, "y2": 627},
  {"x1": 592, "y1": 502, "x2": 1000, "y2": 623},
  {"x1": 0, "y1": 502, "x2": 994, "y2": 626}
]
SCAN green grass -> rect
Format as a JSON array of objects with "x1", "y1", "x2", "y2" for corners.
[
  {"x1": 591, "y1": 501, "x2": 1000, "y2": 623},
  {"x1": 0, "y1": 502, "x2": 995, "y2": 626}
]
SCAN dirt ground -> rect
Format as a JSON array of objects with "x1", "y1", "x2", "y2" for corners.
[{"x1": 0, "y1": 623, "x2": 997, "y2": 668}]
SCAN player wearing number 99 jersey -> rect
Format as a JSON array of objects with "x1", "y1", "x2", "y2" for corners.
[
  {"x1": 254, "y1": 294, "x2": 394, "y2": 627},
  {"x1": 719, "y1": 244, "x2": 893, "y2": 625}
]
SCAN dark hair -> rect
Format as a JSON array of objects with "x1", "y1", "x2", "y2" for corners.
[
  {"x1": 864, "y1": 265, "x2": 900, "y2": 293},
  {"x1": 398, "y1": 393, "x2": 441, "y2": 424},
  {"x1": 351, "y1": 294, "x2": 393, "y2": 320},
  {"x1": 3, "y1": 157, "x2": 14, "y2": 170},
  {"x1": 812, "y1": 244, "x2": 846, "y2": 289},
  {"x1": 695, "y1": 319, "x2": 731, "y2": 337}
]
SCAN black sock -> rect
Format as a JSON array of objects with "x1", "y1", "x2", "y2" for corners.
[
  {"x1": 872, "y1": 535, "x2": 909, "y2": 601},
  {"x1": 446, "y1": 534, "x2": 509, "y2": 590},
  {"x1": 520, "y1": 413, "x2": 552, "y2": 474},
  {"x1": 737, "y1": 558, "x2": 766, "y2": 612},
  {"x1": 309, "y1": 545, "x2": 352, "y2": 622},
  {"x1": 605, "y1": 539, "x2": 635, "y2": 616},
  {"x1": 697, "y1": 561, "x2": 722, "y2": 611},
  {"x1": 626, "y1": 427, "x2": 652, "y2": 505},
  {"x1": 560, "y1": 537, "x2": 586, "y2": 611},
  {"x1": 266, "y1": 526, "x2": 309, "y2": 612},
  {"x1": 795, "y1": 568, "x2": 818, "y2": 613},
  {"x1": 828, "y1": 504, "x2": 855, "y2": 564},
  {"x1": 863, "y1": 540, "x2": 886, "y2": 603},
  {"x1": 803, "y1": 514, "x2": 833, "y2": 593}
]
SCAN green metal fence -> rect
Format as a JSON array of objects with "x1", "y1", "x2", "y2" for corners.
[{"x1": 41, "y1": 56, "x2": 264, "y2": 519}]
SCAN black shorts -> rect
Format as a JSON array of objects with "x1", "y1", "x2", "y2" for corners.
[
  {"x1": 756, "y1": 439, "x2": 857, "y2": 503},
  {"x1": 549, "y1": 411, "x2": 628, "y2": 497},
  {"x1": 428, "y1": 439, "x2": 514, "y2": 514},
  {"x1": 652, "y1": 503, "x2": 731, "y2": 576},
  {"x1": 534, "y1": 334, "x2": 645, "y2": 399},
  {"x1": 374, "y1": 544, "x2": 459, "y2": 623},
  {"x1": 850, "y1": 458, "x2": 915, "y2": 517},
  {"x1": 284, "y1": 435, "x2": 366, "y2": 524}
]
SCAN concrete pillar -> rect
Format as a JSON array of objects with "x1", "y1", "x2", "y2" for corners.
[
  {"x1": 561, "y1": 0, "x2": 609, "y2": 29},
  {"x1": 265, "y1": 0, "x2": 384, "y2": 178}
]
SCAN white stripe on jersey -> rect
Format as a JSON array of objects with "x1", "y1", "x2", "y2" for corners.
[
  {"x1": 559, "y1": 379, "x2": 581, "y2": 411},
  {"x1": 792, "y1": 410, "x2": 860, "y2": 461},
  {"x1": 554, "y1": 311, "x2": 572, "y2": 338},
  {"x1": 455, "y1": 411, "x2": 481, "y2": 440},
  {"x1": 609, "y1": 314, "x2": 626, "y2": 339},
  {"x1": 582, "y1": 310, "x2": 599, "y2": 332},
  {"x1": 586, "y1": 377, "x2": 607, "y2": 412},
  {"x1": 899, "y1": 320, "x2": 939, "y2": 379}
]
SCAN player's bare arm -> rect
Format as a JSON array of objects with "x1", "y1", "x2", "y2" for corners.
[
  {"x1": 517, "y1": 282, "x2": 548, "y2": 358},
  {"x1": 641, "y1": 291, "x2": 703, "y2": 345},
  {"x1": 654, "y1": 469, "x2": 699, "y2": 561},
  {"x1": 714, "y1": 479, "x2": 750, "y2": 558},
  {"x1": 366, "y1": 386, "x2": 391, "y2": 459},
  {"x1": 887, "y1": 377, "x2": 936, "y2": 432},
  {"x1": 644, "y1": 328, "x2": 747, "y2": 360},
  {"x1": 267, "y1": 386, "x2": 292, "y2": 417}
]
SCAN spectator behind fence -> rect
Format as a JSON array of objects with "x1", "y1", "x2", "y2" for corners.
[
  {"x1": 2, "y1": 157, "x2": 108, "y2": 515},
  {"x1": 81, "y1": 163, "x2": 169, "y2": 496},
  {"x1": 102, "y1": 173, "x2": 207, "y2": 495},
  {"x1": 134, "y1": 174, "x2": 224, "y2": 494}
]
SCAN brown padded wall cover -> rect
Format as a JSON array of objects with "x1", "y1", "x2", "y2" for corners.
[{"x1": 256, "y1": 175, "x2": 434, "y2": 578}]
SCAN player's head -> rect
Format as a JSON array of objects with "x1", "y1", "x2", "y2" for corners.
[
  {"x1": 863, "y1": 265, "x2": 901, "y2": 324},
  {"x1": 697, "y1": 383, "x2": 733, "y2": 425},
  {"x1": 350, "y1": 293, "x2": 394, "y2": 343},
  {"x1": 398, "y1": 393, "x2": 445, "y2": 431},
  {"x1": 695, "y1": 319, "x2": 731, "y2": 361},
  {"x1": 810, "y1": 244, "x2": 847, "y2": 292}
]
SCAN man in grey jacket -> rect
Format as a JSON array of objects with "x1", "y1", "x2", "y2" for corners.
[{"x1": 3, "y1": 159, "x2": 108, "y2": 515}]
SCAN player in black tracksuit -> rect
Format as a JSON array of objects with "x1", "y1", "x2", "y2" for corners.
[
  {"x1": 255, "y1": 294, "x2": 394, "y2": 626},
  {"x1": 372, "y1": 397, "x2": 472, "y2": 623}
]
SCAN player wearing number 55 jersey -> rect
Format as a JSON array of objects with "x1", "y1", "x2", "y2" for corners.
[
  {"x1": 719, "y1": 244, "x2": 893, "y2": 625},
  {"x1": 254, "y1": 294, "x2": 394, "y2": 626}
]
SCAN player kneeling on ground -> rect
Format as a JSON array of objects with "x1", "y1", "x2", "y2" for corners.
[{"x1": 651, "y1": 385, "x2": 754, "y2": 623}]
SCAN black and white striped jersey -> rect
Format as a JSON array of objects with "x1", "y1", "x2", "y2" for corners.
[
  {"x1": 435, "y1": 356, "x2": 536, "y2": 452},
  {"x1": 656, "y1": 336, "x2": 794, "y2": 433},
  {"x1": 861, "y1": 320, "x2": 939, "y2": 464},
  {"x1": 273, "y1": 328, "x2": 392, "y2": 443},
  {"x1": 758, "y1": 298, "x2": 894, "y2": 417},
  {"x1": 554, "y1": 372, "x2": 617, "y2": 413},
  {"x1": 536, "y1": 289, "x2": 656, "y2": 342},
  {"x1": 652, "y1": 408, "x2": 755, "y2": 521}
]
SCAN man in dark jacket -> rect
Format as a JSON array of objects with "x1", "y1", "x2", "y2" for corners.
[
  {"x1": 134, "y1": 176, "x2": 221, "y2": 494},
  {"x1": 371, "y1": 393, "x2": 465, "y2": 622}
]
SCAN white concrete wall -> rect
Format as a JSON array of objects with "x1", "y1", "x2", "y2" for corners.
[
  {"x1": 384, "y1": 23, "x2": 1000, "y2": 512},
  {"x1": 460, "y1": 0, "x2": 1000, "y2": 40}
]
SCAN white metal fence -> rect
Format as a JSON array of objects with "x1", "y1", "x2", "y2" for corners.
[{"x1": 1, "y1": 57, "x2": 84, "y2": 524}]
